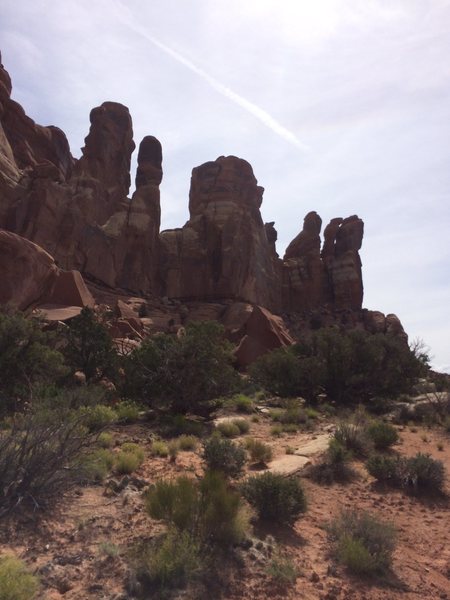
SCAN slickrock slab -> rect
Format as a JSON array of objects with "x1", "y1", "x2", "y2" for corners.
[
  {"x1": 267, "y1": 455, "x2": 310, "y2": 476},
  {"x1": 294, "y1": 434, "x2": 330, "y2": 457}
]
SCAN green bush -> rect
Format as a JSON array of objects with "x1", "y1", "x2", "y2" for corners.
[
  {"x1": 0, "y1": 406, "x2": 94, "y2": 516},
  {"x1": 307, "y1": 439, "x2": 355, "y2": 485},
  {"x1": 78, "y1": 448, "x2": 115, "y2": 483},
  {"x1": 63, "y1": 307, "x2": 118, "y2": 382},
  {"x1": 266, "y1": 553, "x2": 299, "y2": 586},
  {"x1": 134, "y1": 530, "x2": 201, "y2": 593},
  {"x1": 0, "y1": 555, "x2": 40, "y2": 600},
  {"x1": 124, "y1": 321, "x2": 239, "y2": 416},
  {"x1": 241, "y1": 472, "x2": 306, "y2": 525},
  {"x1": 233, "y1": 394, "x2": 255, "y2": 413},
  {"x1": 177, "y1": 435, "x2": 198, "y2": 451},
  {"x1": 0, "y1": 310, "x2": 66, "y2": 414},
  {"x1": 78, "y1": 404, "x2": 117, "y2": 432},
  {"x1": 151, "y1": 440, "x2": 169, "y2": 457},
  {"x1": 115, "y1": 400, "x2": 141, "y2": 423},
  {"x1": 216, "y1": 421, "x2": 240, "y2": 438},
  {"x1": 328, "y1": 510, "x2": 396, "y2": 575},
  {"x1": 145, "y1": 472, "x2": 248, "y2": 547},
  {"x1": 97, "y1": 432, "x2": 114, "y2": 448},
  {"x1": 279, "y1": 407, "x2": 308, "y2": 426},
  {"x1": 203, "y1": 436, "x2": 246, "y2": 478},
  {"x1": 245, "y1": 438, "x2": 273, "y2": 465},
  {"x1": 271, "y1": 424, "x2": 283, "y2": 437},
  {"x1": 366, "y1": 422, "x2": 399, "y2": 450},
  {"x1": 333, "y1": 423, "x2": 372, "y2": 457},
  {"x1": 366, "y1": 453, "x2": 445, "y2": 493},
  {"x1": 114, "y1": 443, "x2": 145, "y2": 474},
  {"x1": 232, "y1": 418, "x2": 250, "y2": 434}
]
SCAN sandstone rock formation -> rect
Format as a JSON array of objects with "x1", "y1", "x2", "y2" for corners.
[
  {"x1": 0, "y1": 56, "x2": 409, "y2": 360},
  {"x1": 160, "y1": 156, "x2": 281, "y2": 311}
]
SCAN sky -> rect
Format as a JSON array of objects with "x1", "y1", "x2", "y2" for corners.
[{"x1": 1, "y1": 0, "x2": 449, "y2": 372}]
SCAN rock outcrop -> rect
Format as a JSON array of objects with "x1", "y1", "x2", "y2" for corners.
[
  {"x1": 0, "y1": 56, "x2": 408, "y2": 360},
  {"x1": 160, "y1": 156, "x2": 281, "y2": 311}
]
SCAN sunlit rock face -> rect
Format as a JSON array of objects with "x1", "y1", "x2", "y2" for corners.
[{"x1": 160, "y1": 156, "x2": 282, "y2": 311}]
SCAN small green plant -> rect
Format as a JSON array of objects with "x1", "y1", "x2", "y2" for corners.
[
  {"x1": 271, "y1": 424, "x2": 283, "y2": 436},
  {"x1": 307, "y1": 439, "x2": 355, "y2": 485},
  {"x1": 241, "y1": 472, "x2": 307, "y2": 525},
  {"x1": 305, "y1": 407, "x2": 320, "y2": 420},
  {"x1": 121, "y1": 442, "x2": 145, "y2": 462},
  {"x1": 79, "y1": 448, "x2": 115, "y2": 483},
  {"x1": 98, "y1": 541, "x2": 120, "y2": 557},
  {"x1": 0, "y1": 555, "x2": 40, "y2": 600},
  {"x1": 328, "y1": 510, "x2": 396, "y2": 575},
  {"x1": 437, "y1": 442, "x2": 444, "y2": 451},
  {"x1": 285, "y1": 446, "x2": 295, "y2": 455},
  {"x1": 251, "y1": 415, "x2": 260, "y2": 423},
  {"x1": 266, "y1": 553, "x2": 299, "y2": 586},
  {"x1": 97, "y1": 432, "x2": 114, "y2": 448},
  {"x1": 279, "y1": 407, "x2": 308, "y2": 426},
  {"x1": 134, "y1": 530, "x2": 201, "y2": 592},
  {"x1": 269, "y1": 408, "x2": 283, "y2": 422},
  {"x1": 421, "y1": 434, "x2": 429, "y2": 443},
  {"x1": 233, "y1": 394, "x2": 255, "y2": 413},
  {"x1": 79, "y1": 404, "x2": 117, "y2": 432},
  {"x1": 203, "y1": 436, "x2": 246, "y2": 478},
  {"x1": 115, "y1": 444, "x2": 144, "y2": 475},
  {"x1": 177, "y1": 435, "x2": 198, "y2": 451},
  {"x1": 366, "y1": 421, "x2": 399, "y2": 450},
  {"x1": 333, "y1": 423, "x2": 372, "y2": 457},
  {"x1": 168, "y1": 440, "x2": 179, "y2": 462},
  {"x1": 282, "y1": 423, "x2": 298, "y2": 433},
  {"x1": 151, "y1": 440, "x2": 169, "y2": 457},
  {"x1": 245, "y1": 438, "x2": 273, "y2": 465},
  {"x1": 217, "y1": 421, "x2": 241, "y2": 438},
  {"x1": 232, "y1": 418, "x2": 250, "y2": 434},
  {"x1": 115, "y1": 401, "x2": 141, "y2": 423}
]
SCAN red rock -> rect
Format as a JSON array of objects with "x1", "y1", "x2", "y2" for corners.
[
  {"x1": 44, "y1": 270, "x2": 95, "y2": 308},
  {"x1": 0, "y1": 229, "x2": 58, "y2": 310}
]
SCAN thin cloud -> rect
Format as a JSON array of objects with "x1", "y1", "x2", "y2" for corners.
[{"x1": 116, "y1": 4, "x2": 309, "y2": 152}]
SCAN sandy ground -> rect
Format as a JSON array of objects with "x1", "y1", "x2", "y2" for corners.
[{"x1": 0, "y1": 413, "x2": 449, "y2": 600}]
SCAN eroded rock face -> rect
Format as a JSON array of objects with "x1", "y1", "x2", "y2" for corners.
[{"x1": 160, "y1": 156, "x2": 281, "y2": 311}]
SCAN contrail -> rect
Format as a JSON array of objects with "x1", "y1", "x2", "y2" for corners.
[{"x1": 117, "y1": 6, "x2": 309, "y2": 152}]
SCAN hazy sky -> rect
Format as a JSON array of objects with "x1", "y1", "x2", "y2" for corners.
[{"x1": 1, "y1": 0, "x2": 449, "y2": 371}]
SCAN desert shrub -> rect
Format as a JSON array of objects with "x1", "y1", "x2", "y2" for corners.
[
  {"x1": 78, "y1": 448, "x2": 115, "y2": 483},
  {"x1": 115, "y1": 400, "x2": 141, "y2": 423},
  {"x1": 177, "y1": 435, "x2": 198, "y2": 451},
  {"x1": 0, "y1": 407, "x2": 94, "y2": 516},
  {"x1": 0, "y1": 555, "x2": 40, "y2": 599},
  {"x1": 366, "y1": 422, "x2": 398, "y2": 450},
  {"x1": 333, "y1": 423, "x2": 372, "y2": 457},
  {"x1": 251, "y1": 329, "x2": 427, "y2": 404},
  {"x1": 98, "y1": 541, "x2": 120, "y2": 558},
  {"x1": 121, "y1": 442, "x2": 145, "y2": 463},
  {"x1": 198, "y1": 470, "x2": 249, "y2": 546},
  {"x1": 271, "y1": 424, "x2": 283, "y2": 437},
  {"x1": 145, "y1": 472, "x2": 248, "y2": 546},
  {"x1": 216, "y1": 421, "x2": 240, "y2": 438},
  {"x1": 266, "y1": 553, "x2": 299, "y2": 586},
  {"x1": 78, "y1": 404, "x2": 117, "y2": 432},
  {"x1": 63, "y1": 307, "x2": 117, "y2": 382},
  {"x1": 282, "y1": 423, "x2": 299, "y2": 433},
  {"x1": 203, "y1": 436, "x2": 246, "y2": 478},
  {"x1": 245, "y1": 438, "x2": 273, "y2": 465},
  {"x1": 366, "y1": 453, "x2": 445, "y2": 493},
  {"x1": 232, "y1": 418, "x2": 250, "y2": 434},
  {"x1": 0, "y1": 310, "x2": 66, "y2": 414},
  {"x1": 328, "y1": 510, "x2": 396, "y2": 575},
  {"x1": 97, "y1": 432, "x2": 114, "y2": 448},
  {"x1": 269, "y1": 408, "x2": 283, "y2": 421},
  {"x1": 114, "y1": 442, "x2": 145, "y2": 474},
  {"x1": 279, "y1": 407, "x2": 308, "y2": 426},
  {"x1": 151, "y1": 440, "x2": 169, "y2": 457},
  {"x1": 307, "y1": 439, "x2": 355, "y2": 485},
  {"x1": 124, "y1": 321, "x2": 239, "y2": 416},
  {"x1": 146, "y1": 477, "x2": 199, "y2": 531},
  {"x1": 134, "y1": 530, "x2": 201, "y2": 593},
  {"x1": 161, "y1": 414, "x2": 204, "y2": 437},
  {"x1": 241, "y1": 472, "x2": 306, "y2": 525},
  {"x1": 115, "y1": 452, "x2": 141, "y2": 475},
  {"x1": 233, "y1": 394, "x2": 255, "y2": 413},
  {"x1": 168, "y1": 440, "x2": 179, "y2": 461}
]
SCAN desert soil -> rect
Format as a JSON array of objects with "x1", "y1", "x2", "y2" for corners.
[{"x1": 0, "y1": 412, "x2": 449, "y2": 600}]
